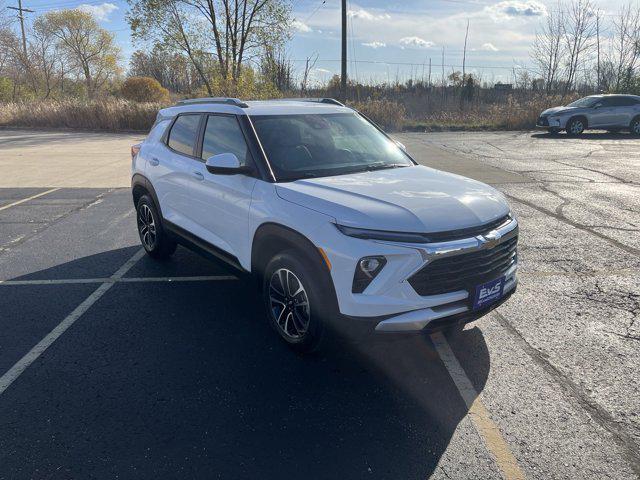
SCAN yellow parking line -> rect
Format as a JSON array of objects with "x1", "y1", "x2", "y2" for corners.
[
  {"x1": 432, "y1": 331, "x2": 526, "y2": 480},
  {"x1": 0, "y1": 188, "x2": 61, "y2": 212}
]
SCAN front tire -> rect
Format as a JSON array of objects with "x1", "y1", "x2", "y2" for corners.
[
  {"x1": 263, "y1": 251, "x2": 326, "y2": 353},
  {"x1": 567, "y1": 117, "x2": 585, "y2": 136},
  {"x1": 136, "y1": 194, "x2": 177, "y2": 259},
  {"x1": 630, "y1": 117, "x2": 640, "y2": 136}
]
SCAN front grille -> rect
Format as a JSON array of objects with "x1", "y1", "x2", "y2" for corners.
[
  {"x1": 537, "y1": 116, "x2": 549, "y2": 126},
  {"x1": 407, "y1": 235, "x2": 517, "y2": 297}
]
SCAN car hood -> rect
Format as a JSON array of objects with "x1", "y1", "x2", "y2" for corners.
[
  {"x1": 541, "y1": 106, "x2": 585, "y2": 116},
  {"x1": 275, "y1": 165, "x2": 510, "y2": 233}
]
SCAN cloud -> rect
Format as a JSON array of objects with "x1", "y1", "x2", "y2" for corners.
[
  {"x1": 348, "y1": 8, "x2": 390, "y2": 21},
  {"x1": 481, "y1": 42, "x2": 499, "y2": 51},
  {"x1": 399, "y1": 36, "x2": 435, "y2": 49},
  {"x1": 77, "y1": 2, "x2": 118, "y2": 21},
  {"x1": 292, "y1": 20, "x2": 312, "y2": 32},
  {"x1": 314, "y1": 68, "x2": 332, "y2": 74},
  {"x1": 362, "y1": 41, "x2": 386, "y2": 49},
  {"x1": 485, "y1": 1, "x2": 547, "y2": 20}
]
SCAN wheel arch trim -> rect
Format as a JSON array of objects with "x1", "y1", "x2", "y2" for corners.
[
  {"x1": 132, "y1": 174, "x2": 163, "y2": 218},
  {"x1": 568, "y1": 115, "x2": 588, "y2": 129},
  {"x1": 251, "y1": 222, "x2": 330, "y2": 275}
]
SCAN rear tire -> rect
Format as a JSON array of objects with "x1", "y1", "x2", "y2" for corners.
[
  {"x1": 136, "y1": 194, "x2": 177, "y2": 259},
  {"x1": 263, "y1": 251, "x2": 327, "y2": 353},
  {"x1": 630, "y1": 117, "x2": 640, "y2": 136},
  {"x1": 567, "y1": 117, "x2": 585, "y2": 136}
]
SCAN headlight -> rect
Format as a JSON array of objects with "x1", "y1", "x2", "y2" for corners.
[
  {"x1": 335, "y1": 224, "x2": 430, "y2": 243},
  {"x1": 352, "y1": 256, "x2": 387, "y2": 293}
]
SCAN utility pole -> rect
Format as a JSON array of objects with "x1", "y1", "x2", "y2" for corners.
[
  {"x1": 7, "y1": 0, "x2": 33, "y2": 58},
  {"x1": 462, "y1": 19, "x2": 469, "y2": 82},
  {"x1": 340, "y1": 0, "x2": 347, "y2": 100},
  {"x1": 596, "y1": 11, "x2": 601, "y2": 92},
  {"x1": 441, "y1": 47, "x2": 445, "y2": 86}
]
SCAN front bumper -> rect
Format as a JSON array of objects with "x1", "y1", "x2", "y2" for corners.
[
  {"x1": 316, "y1": 216, "x2": 519, "y2": 332},
  {"x1": 374, "y1": 268, "x2": 516, "y2": 332},
  {"x1": 536, "y1": 116, "x2": 564, "y2": 129}
]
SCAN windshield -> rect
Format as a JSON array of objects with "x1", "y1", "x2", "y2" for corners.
[
  {"x1": 250, "y1": 113, "x2": 414, "y2": 181},
  {"x1": 567, "y1": 96, "x2": 600, "y2": 108}
]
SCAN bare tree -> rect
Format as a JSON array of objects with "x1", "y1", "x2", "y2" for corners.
[
  {"x1": 0, "y1": 27, "x2": 41, "y2": 95},
  {"x1": 130, "y1": 46, "x2": 200, "y2": 93},
  {"x1": 128, "y1": 0, "x2": 291, "y2": 94},
  {"x1": 531, "y1": 2, "x2": 565, "y2": 92},
  {"x1": 609, "y1": 2, "x2": 640, "y2": 92},
  {"x1": 300, "y1": 52, "x2": 318, "y2": 93},
  {"x1": 563, "y1": 0, "x2": 597, "y2": 94},
  {"x1": 260, "y1": 44, "x2": 293, "y2": 92},
  {"x1": 31, "y1": 17, "x2": 61, "y2": 98}
]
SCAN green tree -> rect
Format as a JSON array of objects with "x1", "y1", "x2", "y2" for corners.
[{"x1": 40, "y1": 9, "x2": 121, "y2": 98}]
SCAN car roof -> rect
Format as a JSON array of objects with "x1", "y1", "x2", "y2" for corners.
[
  {"x1": 588, "y1": 94, "x2": 640, "y2": 98},
  {"x1": 158, "y1": 98, "x2": 352, "y2": 118}
]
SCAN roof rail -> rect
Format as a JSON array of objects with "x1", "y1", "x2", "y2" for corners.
[
  {"x1": 176, "y1": 97, "x2": 249, "y2": 108},
  {"x1": 277, "y1": 97, "x2": 345, "y2": 107}
]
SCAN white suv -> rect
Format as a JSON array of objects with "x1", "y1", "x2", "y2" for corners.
[{"x1": 131, "y1": 98, "x2": 518, "y2": 351}]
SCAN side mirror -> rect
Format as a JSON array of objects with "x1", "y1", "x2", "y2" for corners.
[
  {"x1": 205, "y1": 153, "x2": 253, "y2": 175},
  {"x1": 593, "y1": 103, "x2": 603, "y2": 109},
  {"x1": 395, "y1": 140, "x2": 407, "y2": 152}
]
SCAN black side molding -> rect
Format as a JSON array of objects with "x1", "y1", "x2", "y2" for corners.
[{"x1": 163, "y1": 220, "x2": 247, "y2": 273}]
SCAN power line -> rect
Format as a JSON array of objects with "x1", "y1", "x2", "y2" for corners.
[
  {"x1": 302, "y1": 0, "x2": 325, "y2": 23},
  {"x1": 290, "y1": 58, "x2": 536, "y2": 72}
]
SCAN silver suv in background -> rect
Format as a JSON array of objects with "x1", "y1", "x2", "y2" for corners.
[{"x1": 537, "y1": 94, "x2": 640, "y2": 136}]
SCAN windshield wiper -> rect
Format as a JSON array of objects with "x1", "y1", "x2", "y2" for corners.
[
  {"x1": 363, "y1": 163, "x2": 409, "y2": 172},
  {"x1": 277, "y1": 172, "x2": 319, "y2": 182}
]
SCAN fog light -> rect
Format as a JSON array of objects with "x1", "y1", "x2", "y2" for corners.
[
  {"x1": 352, "y1": 256, "x2": 387, "y2": 293},
  {"x1": 360, "y1": 258, "x2": 381, "y2": 276}
]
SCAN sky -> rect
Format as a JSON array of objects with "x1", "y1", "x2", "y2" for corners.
[{"x1": 4, "y1": 0, "x2": 631, "y2": 85}]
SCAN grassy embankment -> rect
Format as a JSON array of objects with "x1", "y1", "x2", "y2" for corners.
[{"x1": 0, "y1": 95, "x2": 570, "y2": 132}]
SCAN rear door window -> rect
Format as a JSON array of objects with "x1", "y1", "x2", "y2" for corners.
[
  {"x1": 167, "y1": 114, "x2": 201, "y2": 156},
  {"x1": 598, "y1": 97, "x2": 617, "y2": 107}
]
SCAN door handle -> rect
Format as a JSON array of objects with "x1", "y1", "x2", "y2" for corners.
[
  {"x1": 149, "y1": 157, "x2": 160, "y2": 166},
  {"x1": 192, "y1": 171, "x2": 204, "y2": 181}
]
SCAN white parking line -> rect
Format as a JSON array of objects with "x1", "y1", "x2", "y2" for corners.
[
  {"x1": 0, "y1": 275, "x2": 238, "y2": 286},
  {"x1": 0, "y1": 248, "x2": 145, "y2": 396},
  {"x1": 0, "y1": 188, "x2": 61, "y2": 212},
  {"x1": 431, "y1": 331, "x2": 526, "y2": 480}
]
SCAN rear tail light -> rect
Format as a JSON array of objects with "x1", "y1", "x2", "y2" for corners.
[{"x1": 131, "y1": 144, "x2": 141, "y2": 160}]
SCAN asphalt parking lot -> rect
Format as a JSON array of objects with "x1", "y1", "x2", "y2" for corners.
[{"x1": 0, "y1": 128, "x2": 638, "y2": 479}]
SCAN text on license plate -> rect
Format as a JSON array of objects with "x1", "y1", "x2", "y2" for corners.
[{"x1": 473, "y1": 276, "x2": 505, "y2": 310}]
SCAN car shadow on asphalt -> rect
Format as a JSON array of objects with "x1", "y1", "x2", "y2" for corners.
[
  {"x1": 531, "y1": 131, "x2": 638, "y2": 140},
  {"x1": 0, "y1": 247, "x2": 491, "y2": 479}
]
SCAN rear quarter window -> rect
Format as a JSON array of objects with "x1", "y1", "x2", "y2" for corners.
[{"x1": 167, "y1": 114, "x2": 201, "y2": 156}]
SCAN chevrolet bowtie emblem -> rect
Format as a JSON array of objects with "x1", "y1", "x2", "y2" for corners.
[{"x1": 481, "y1": 234, "x2": 501, "y2": 248}]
